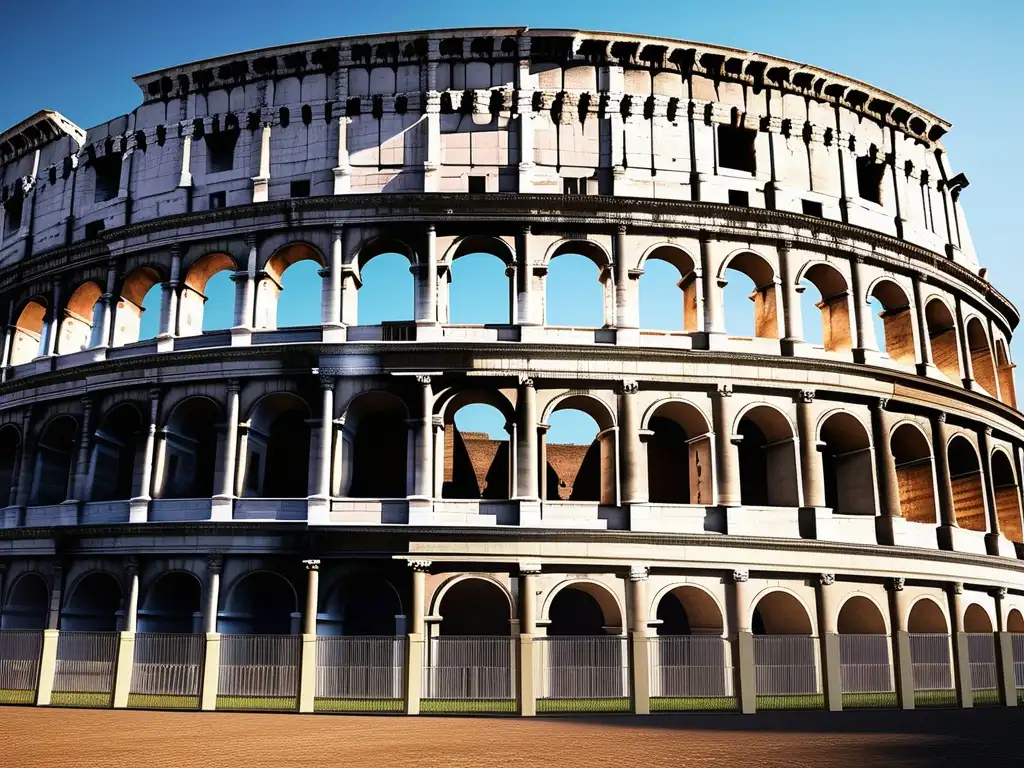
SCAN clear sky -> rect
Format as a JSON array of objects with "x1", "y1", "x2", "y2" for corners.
[{"x1": 5, "y1": 1, "x2": 1022, "y2": 443}]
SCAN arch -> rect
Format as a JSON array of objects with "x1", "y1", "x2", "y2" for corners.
[
  {"x1": 62, "y1": 571, "x2": 123, "y2": 632},
  {"x1": 1007, "y1": 608, "x2": 1024, "y2": 633},
  {"x1": 90, "y1": 403, "x2": 145, "y2": 502},
  {"x1": 644, "y1": 399, "x2": 713, "y2": 505},
  {"x1": 442, "y1": 235, "x2": 515, "y2": 266},
  {"x1": 158, "y1": 396, "x2": 221, "y2": 499},
  {"x1": 447, "y1": 251, "x2": 511, "y2": 325},
  {"x1": 867, "y1": 278, "x2": 915, "y2": 365},
  {"x1": 441, "y1": 397, "x2": 511, "y2": 500},
  {"x1": 907, "y1": 597, "x2": 948, "y2": 634},
  {"x1": 735, "y1": 404, "x2": 799, "y2": 507},
  {"x1": 799, "y1": 262, "x2": 852, "y2": 352},
  {"x1": 637, "y1": 244, "x2": 699, "y2": 332},
  {"x1": 925, "y1": 298, "x2": 961, "y2": 384},
  {"x1": 994, "y1": 339, "x2": 1016, "y2": 408},
  {"x1": 545, "y1": 247, "x2": 612, "y2": 328},
  {"x1": 244, "y1": 392, "x2": 312, "y2": 498},
  {"x1": 965, "y1": 317, "x2": 998, "y2": 397},
  {"x1": 255, "y1": 242, "x2": 326, "y2": 330},
  {"x1": 356, "y1": 251, "x2": 415, "y2": 326},
  {"x1": 543, "y1": 239, "x2": 612, "y2": 269},
  {"x1": 751, "y1": 589, "x2": 814, "y2": 635},
  {"x1": 818, "y1": 410, "x2": 875, "y2": 516},
  {"x1": 720, "y1": 250, "x2": 779, "y2": 339},
  {"x1": 113, "y1": 266, "x2": 162, "y2": 346},
  {"x1": 342, "y1": 391, "x2": 408, "y2": 498},
  {"x1": 544, "y1": 579, "x2": 623, "y2": 635},
  {"x1": 836, "y1": 594, "x2": 888, "y2": 634},
  {"x1": 543, "y1": 395, "x2": 615, "y2": 504},
  {"x1": 435, "y1": 575, "x2": 513, "y2": 635},
  {"x1": 179, "y1": 252, "x2": 239, "y2": 337},
  {"x1": 947, "y1": 435, "x2": 985, "y2": 532},
  {"x1": 890, "y1": 421, "x2": 936, "y2": 524},
  {"x1": 1, "y1": 572, "x2": 48, "y2": 629},
  {"x1": 962, "y1": 603, "x2": 993, "y2": 634},
  {"x1": 58, "y1": 281, "x2": 102, "y2": 354},
  {"x1": 353, "y1": 236, "x2": 417, "y2": 270},
  {"x1": 221, "y1": 570, "x2": 298, "y2": 634},
  {"x1": 30, "y1": 415, "x2": 77, "y2": 505},
  {"x1": 991, "y1": 448, "x2": 1022, "y2": 543},
  {"x1": 319, "y1": 574, "x2": 404, "y2": 636},
  {"x1": 0, "y1": 424, "x2": 20, "y2": 507},
  {"x1": 10, "y1": 299, "x2": 45, "y2": 365},
  {"x1": 139, "y1": 571, "x2": 202, "y2": 633},
  {"x1": 653, "y1": 584, "x2": 725, "y2": 635}
]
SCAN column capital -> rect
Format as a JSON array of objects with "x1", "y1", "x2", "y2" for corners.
[
  {"x1": 616, "y1": 224, "x2": 627, "y2": 235},
  {"x1": 244, "y1": 232, "x2": 258, "y2": 248},
  {"x1": 314, "y1": 369, "x2": 336, "y2": 390},
  {"x1": 796, "y1": 389, "x2": 815, "y2": 404},
  {"x1": 950, "y1": 581, "x2": 964, "y2": 595},
  {"x1": 331, "y1": 223, "x2": 344, "y2": 238},
  {"x1": 148, "y1": 386, "x2": 162, "y2": 401},
  {"x1": 628, "y1": 565, "x2": 649, "y2": 582},
  {"x1": 226, "y1": 379, "x2": 241, "y2": 394},
  {"x1": 991, "y1": 586, "x2": 1008, "y2": 599},
  {"x1": 409, "y1": 559, "x2": 432, "y2": 573},
  {"x1": 415, "y1": 374, "x2": 432, "y2": 386},
  {"x1": 777, "y1": 238, "x2": 794, "y2": 253},
  {"x1": 873, "y1": 397, "x2": 890, "y2": 412},
  {"x1": 303, "y1": 559, "x2": 321, "y2": 571},
  {"x1": 620, "y1": 379, "x2": 639, "y2": 395},
  {"x1": 715, "y1": 383, "x2": 734, "y2": 398},
  {"x1": 984, "y1": 425, "x2": 994, "y2": 437},
  {"x1": 886, "y1": 577, "x2": 906, "y2": 592},
  {"x1": 517, "y1": 374, "x2": 535, "y2": 388},
  {"x1": 818, "y1": 572, "x2": 835, "y2": 586},
  {"x1": 81, "y1": 395, "x2": 93, "y2": 412},
  {"x1": 732, "y1": 569, "x2": 749, "y2": 583},
  {"x1": 124, "y1": 555, "x2": 139, "y2": 577},
  {"x1": 518, "y1": 562, "x2": 542, "y2": 576},
  {"x1": 207, "y1": 552, "x2": 224, "y2": 574},
  {"x1": 936, "y1": 411, "x2": 947, "y2": 424}
]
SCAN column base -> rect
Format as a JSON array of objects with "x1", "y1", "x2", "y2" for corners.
[
  {"x1": 407, "y1": 496, "x2": 434, "y2": 524},
  {"x1": 852, "y1": 347, "x2": 884, "y2": 366},
  {"x1": 229, "y1": 327, "x2": 253, "y2": 347},
  {"x1": 985, "y1": 533, "x2": 1018, "y2": 558},
  {"x1": 1, "y1": 505, "x2": 23, "y2": 528},
  {"x1": 630, "y1": 631, "x2": 650, "y2": 715},
  {"x1": 306, "y1": 495, "x2": 330, "y2": 525},
  {"x1": 321, "y1": 324, "x2": 347, "y2": 344},
  {"x1": 938, "y1": 525, "x2": 988, "y2": 555},
  {"x1": 780, "y1": 338, "x2": 808, "y2": 357},
  {"x1": 615, "y1": 327, "x2": 640, "y2": 347},
  {"x1": 155, "y1": 334, "x2": 175, "y2": 353},
  {"x1": 128, "y1": 497, "x2": 150, "y2": 524},
  {"x1": 413, "y1": 323, "x2": 442, "y2": 342},
  {"x1": 822, "y1": 633, "x2": 843, "y2": 712},
  {"x1": 736, "y1": 631, "x2": 756, "y2": 714},
  {"x1": 518, "y1": 324, "x2": 546, "y2": 343},
  {"x1": 210, "y1": 495, "x2": 234, "y2": 522},
  {"x1": 916, "y1": 361, "x2": 942, "y2": 379},
  {"x1": 89, "y1": 346, "x2": 109, "y2": 363},
  {"x1": 332, "y1": 167, "x2": 351, "y2": 194},
  {"x1": 516, "y1": 499, "x2": 542, "y2": 527}
]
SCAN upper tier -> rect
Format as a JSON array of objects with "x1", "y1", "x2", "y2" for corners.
[{"x1": 0, "y1": 28, "x2": 980, "y2": 275}]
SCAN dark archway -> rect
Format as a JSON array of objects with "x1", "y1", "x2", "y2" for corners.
[
  {"x1": 139, "y1": 572, "x2": 202, "y2": 633},
  {"x1": 245, "y1": 394, "x2": 311, "y2": 498},
  {"x1": 737, "y1": 406, "x2": 799, "y2": 507},
  {"x1": 820, "y1": 412, "x2": 875, "y2": 515},
  {"x1": 438, "y1": 578, "x2": 512, "y2": 636},
  {"x1": 62, "y1": 572, "x2": 123, "y2": 632},
  {"x1": 221, "y1": 571, "x2": 297, "y2": 634},
  {"x1": 31, "y1": 416, "x2": 77, "y2": 505},
  {"x1": 947, "y1": 435, "x2": 985, "y2": 532},
  {"x1": 891, "y1": 423, "x2": 937, "y2": 524},
  {"x1": 320, "y1": 575, "x2": 404, "y2": 636},
  {"x1": 345, "y1": 393, "x2": 408, "y2": 498},
  {"x1": 645, "y1": 401, "x2": 712, "y2": 505},
  {"x1": 91, "y1": 404, "x2": 144, "y2": 502},
  {"x1": 160, "y1": 398, "x2": 220, "y2": 499},
  {"x1": 0, "y1": 426, "x2": 20, "y2": 507},
  {"x1": 1, "y1": 573, "x2": 48, "y2": 630}
]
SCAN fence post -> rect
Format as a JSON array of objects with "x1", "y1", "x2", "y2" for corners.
[
  {"x1": 35, "y1": 629, "x2": 59, "y2": 706},
  {"x1": 112, "y1": 631, "x2": 136, "y2": 708},
  {"x1": 405, "y1": 633, "x2": 423, "y2": 715},
  {"x1": 737, "y1": 631, "x2": 756, "y2": 713},
  {"x1": 818, "y1": 573, "x2": 842, "y2": 712},
  {"x1": 298, "y1": 559, "x2": 320, "y2": 714},
  {"x1": 893, "y1": 630, "x2": 916, "y2": 710},
  {"x1": 200, "y1": 632, "x2": 221, "y2": 711},
  {"x1": 996, "y1": 632, "x2": 1017, "y2": 707},
  {"x1": 518, "y1": 634, "x2": 536, "y2": 716},
  {"x1": 628, "y1": 567, "x2": 650, "y2": 715},
  {"x1": 952, "y1": 631, "x2": 973, "y2": 708},
  {"x1": 299, "y1": 634, "x2": 317, "y2": 713}
]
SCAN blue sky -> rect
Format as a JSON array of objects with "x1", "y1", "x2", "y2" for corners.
[{"x1": 5, "y1": 1, "x2": 1021, "y2": 443}]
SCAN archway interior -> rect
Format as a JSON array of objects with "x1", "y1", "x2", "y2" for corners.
[
  {"x1": 1, "y1": 573, "x2": 48, "y2": 630},
  {"x1": 646, "y1": 402, "x2": 711, "y2": 505},
  {"x1": 991, "y1": 450, "x2": 1022, "y2": 543},
  {"x1": 547, "y1": 584, "x2": 621, "y2": 636},
  {"x1": 800, "y1": 264, "x2": 851, "y2": 351},
  {"x1": 358, "y1": 252, "x2": 414, "y2": 325},
  {"x1": 31, "y1": 416, "x2": 76, "y2": 506},
  {"x1": 962, "y1": 603, "x2": 993, "y2": 634},
  {"x1": 139, "y1": 572, "x2": 202, "y2": 633},
  {"x1": 445, "y1": 403, "x2": 510, "y2": 500},
  {"x1": 545, "y1": 401, "x2": 607, "y2": 502},
  {"x1": 179, "y1": 252, "x2": 237, "y2": 336},
  {"x1": 62, "y1": 572, "x2": 123, "y2": 632},
  {"x1": 59, "y1": 282, "x2": 102, "y2": 353},
  {"x1": 245, "y1": 394, "x2": 311, "y2": 498},
  {"x1": 0, "y1": 426, "x2": 19, "y2": 506},
  {"x1": 1007, "y1": 609, "x2": 1024, "y2": 633},
  {"x1": 90, "y1": 404, "x2": 143, "y2": 502},
  {"x1": 114, "y1": 267, "x2": 163, "y2": 346},
  {"x1": 344, "y1": 392, "x2": 408, "y2": 498},
  {"x1": 737, "y1": 407, "x2": 799, "y2": 507},
  {"x1": 257, "y1": 244, "x2": 325, "y2": 329},
  {"x1": 448, "y1": 252, "x2": 510, "y2": 325},
  {"x1": 159, "y1": 398, "x2": 220, "y2": 499},
  {"x1": 907, "y1": 599, "x2": 948, "y2": 634},
  {"x1": 723, "y1": 253, "x2": 777, "y2": 340},
  {"x1": 966, "y1": 318, "x2": 998, "y2": 397},
  {"x1": 221, "y1": 571, "x2": 296, "y2": 634},
  {"x1": 638, "y1": 248, "x2": 697, "y2": 332},
  {"x1": 655, "y1": 587, "x2": 724, "y2": 636},
  {"x1": 320, "y1": 575, "x2": 403, "y2": 636},
  {"x1": 836, "y1": 596, "x2": 887, "y2": 634},
  {"x1": 995, "y1": 341, "x2": 1016, "y2": 408},
  {"x1": 819, "y1": 412, "x2": 874, "y2": 515},
  {"x1": 545, "y1": 253, "x2": 604, "y2": 328},
  {"x1": 869, "y1": 281, "x2": 915, "y2": 365},
  {"x1": 10, "y1": 300, "x2": 45, "y2": 365},
  {"x1": 947, "y1": 436, "x2": 985, "y2": 532},
  {"x1": 925, "y1": 299, "x2": 961, "y2": 384},
  {"x1": 751, "y1": 591, "x2": 813, "y2": 635},
  {"x1": 438, "y1": 578, "x2": 511, "y2": 635},
  {"x1": 890, "y1": 423, "x2": 937, "y2": 524}
]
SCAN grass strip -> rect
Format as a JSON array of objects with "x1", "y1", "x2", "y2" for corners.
[
  {"x1": 0, "y1": 688, "x2": 36, "y2": 706},
  {"x1": 127, "y1": 693, "x2": 200, "y2": 710},
  {"x1": 51, "y1": 691, "x2": 113, "y2": 708},
  {"x1": 537, "y1": 697, "x2": 630, "y2": 714},
  {"x1": 420, "y1": 698, "x2": 516, "y2": 714},
  {"x1": 215, "y1": 695, "x2": 297, "y2": 712},
  {"x1": 841, "y1": 692, "x2": 898, "y2": 709},
  {"x1": 314, "y1": 698, "x2": 404, "y2": 713},
  {"x1": 755, "y1": 693, "x2": 825, "y2": 711},
  {"x1": 913, "y1": 689, "x2": 958, "y2": 708},
  {"x1": 650, "y1": 696, "x2": 738, "y2": 712}
]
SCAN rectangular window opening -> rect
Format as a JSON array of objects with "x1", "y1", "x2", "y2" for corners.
[
  {"x1": 856, "y1": 156, "x2": 886, "y2": 204},
  {"x1": 2, "y1": 198, "x2": 23, "y2": 235},
  {"x1": 84, "y1": 220, "x2": 106, "y2": 239},
  {"x1": 728, "y1": 189, "x2": 749, "y2": 207},
  {"x1": 717, "y1": 125, "x2": 757, "y2": 174},
  {"x1": 92, "y1": 153, "x2": 122, "y2": 203},
  {"x1": 246, "y1": 451, "x2": 262, "y2": 492},
  {"x1": 801, "y1": 199, "x2": 824, "y2": 218},
  {"x1": 206, "y1": 130, "x2": 239, "y2": 173},
  {"x1": 468, "y1": 175, "x2": 487, "y2": 193},
  {"x1": 290, "y1": 179, "x2": 311, "y2": 198},
  {"x1": 209, "y1": 191, "x2": 226, "y2": 210}
]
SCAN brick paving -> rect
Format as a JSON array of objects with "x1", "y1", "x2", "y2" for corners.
[{"x1": 1, "y1": 706, "x2": 1021, "y2": 768}]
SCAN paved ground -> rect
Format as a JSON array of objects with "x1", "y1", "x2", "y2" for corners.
[{"x1": 1, "y1": 706, "x2": 1022, "y2": 767}]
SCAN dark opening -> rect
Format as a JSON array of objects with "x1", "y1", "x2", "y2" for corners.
[
  {"x1": 467, "y1": 175, "x2": 486, "y2": 193},
  {"x1": 728, "y1": 189, "x2": 750, "y2": 207},
  {"x1": 856, "y1": 156, "x2": 886, "y2": 204},
  {"x1": 718, "y1": 125, "x2": 756, "y2": 173},
  {"x1": 656, "y1": 592, "x2": 691, "y2": 635},
  {"x1": 350, "y1": 410, "x2": 407, "y2": 498},
  {"x1": 2, "y1": 195, "x2": 23, "y2": 234},
  {"x1": 262, "y1": 411, "x2": 310, "y2": 497},
  {"x1": 84, "y1": 220, "x2": 106, "y2": 239},
  {"x1": 647, "y1": 416, "x2": 691, "y2": 503},
  {"x1": 801, "y1": 199, "x2": 824, "y2": 218},
  {"x1": 439, "y1": 579, "x2": 510, "y2": 635},
  {"x1": 206, "y1": 130, "x2": 239, "y2": 173},
  {"x1": 92, "y1": 153, "x2": 122, "y2": 202},
  {"x1": 548, "y1": 588, "x2": 606, "y2": 636},
  {"x1": 289, "y1": 179, "x2": 311, "y2": 198},
  {"x1": 209, "y1": 191, "x2": 226, "y2": 210},
  {"x1": 737, "y1": 418, "x2": 769, "y2": 506}
]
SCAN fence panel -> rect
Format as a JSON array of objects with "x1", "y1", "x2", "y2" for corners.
[
  {"x1": 648, "y1": 635, "x2": 735, "y2": 712},
  {"x1": 421, "y1": 636, "x2": 516, "y2": 713},
  {"x1": 838, "y1": 634, "x2": 896, "y2": 708},
  {"x1": 1012, "y1": 634, "x2": 1024, "y2": 690},
  {"x1": 0, "y1": 630, "x2": 42, "y2": 705},
  {"x1": 53, "y1": 631, "x2": 119, "y2": 707},
  {"x1": 966, "y1": 633, "x2": 998, "y2": 705},
  {"x1": 909, "y1": 633, "x2": 955, "y2": 707},
  {"x1": 217, "y1": 634, "x2": 300, "y2": 711},
  {"x1": 753, "y1": 635, "x2": 821, "y2": 710},
  {"x1": 315, "y1": 636, "x2": 405, "y2": 713},
  {"x1": 536, "y1": 636, "x2": 629, "y2": 713},
  {"x1": 129, "y1": 633, "x2": 205, "y2": 709}
]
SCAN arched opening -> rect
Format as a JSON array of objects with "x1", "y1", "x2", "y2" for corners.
[
  {"x1": 10, "y1": 300, "x2": 45, "y2": 365},
  {"x1": 90, "y1": 404, "x2": 144, "y2": 502},
  {"x1": 443, "y1": 400, "x2": 511, "y2": 500},
  {"x1": 548, "y1": 583, "x2": 622, "y2": 636},
  {"x1": 947, "y1": 435, "x2": 986, "y2": 532},
  {"x1": 244, "y1": 394, "x2": 311, "y2": 498},
  {"x1": 966, "y1": 318, "x2": 998, "y2": 397},
  {"x1": 221, "y1": 571, "x2": 297, "y2": 634},
  {"x1": 30, "y1": 415, "x2": 76, "y2": 505},
  {"x1": 751, "y1": 591, "x2": 818, "y2": 698},
  {"x1": 0, "y1": 425, "x2": 20, "y2": 507},
  {"x1": 1007, "y1": 609, "x2": 1024, "y2": 633},
  {"x1": 819, "y1": 412, "x2": 875, "y2": 515},
  {"x1": 158, "y1": 397, "x2": 220, "y2": 499},
  {"x1": 908, "y1": 599, "x2": 948, "y2": 634},
  {"x1": 800, "y1": 264, "x2": 852, "y2": 351},
  {"x1": 545, "y1": 582, "x2": 625, "y2": 700},
  {"x1": 179, "y1": 253, "x2": 238, "y2": 336},
  {"x1": 890, "y1": 423, "x2": 937, "y2": 524},
  {"x1": 545, "y1": 397, "x2": 614, "y2": 503},
  {"x1": 638, "y1": 246, "x2": 698, "y2": 332},
  {"x1": 963, "y1": 604, "x2": 993, "y2": 634},
  {"x1": 319, "y1": 575, "x2": 403, "y2": 636},
  {"x1": 868, "y1": 281, "x2": 915, "y2": 365},
  {"x1": 62, "y1": 572, "x2": 123, "y2": 632},
  {"x1": 652, "y1": 586, "x2": 728, "y2": 698},
  {"x1": 722, "y1": 252, "x2": 778, "y2": 340},
  {"x1": 448, "y1": 251, "x2": 510, "y2": 325},
  {"x1": 356, "y1": 251, "x2": 415, "y2": 326},
  {"x1": 341, "y1": 392, "x2": 408, "y2": 498},
  {"x1": 58, "y1": 282, "x2": 102, "y2": 353},
  {"x1": 751, "y1": 591, "x2": 813, "y2": 635},
  {"x1": 1, "y1": 573, "x2": 48, "y2": 629},
  {"x1": 139, "y1": 572, "x2": 202, "y2": 633},
  {"x1": 991, "y1": 450, "x2": 1022, "y2": 543},
  {"x1": 256, "y1": 243, "x2": 326, "y2": 330},
  {"x1": 925, "y1": 299, "x2": 961, "y2": 384},
  {"x1": 656, "y1": 586, "x2": 724, "y2": 636},
  {"x1": 736, "y1": 406, "x2": 799, "y2": 507},
  {"x1": 836, "y1": 595, "x2": 892, "y2": 697},
  {"x1": 545, "y1": 249, "x2": 610, "y2": 328},
  {"x1": 645, "y1": 401, "x2": 712, "y2": 504},
  {"x1": 113, "y1": 267, "x2": 162, "y2": 346},
  {"x1": 438, "y1": 578, "x2": 512, "y2": 636},
  {"x1": 837, "y1": 595, "x2": 887, "y2": 635},
  {"x1": 907, "y1": 598, "x2": 953, "y2": 695},
  {"x1": 995, "y1": 341, "x2": 1016, "y2": 408}
]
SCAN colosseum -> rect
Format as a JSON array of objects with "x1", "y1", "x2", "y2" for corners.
[{"x1": 0, "y1": 26, "x2": 1021, "y2": 716}]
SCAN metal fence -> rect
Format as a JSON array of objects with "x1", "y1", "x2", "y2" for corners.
[
  {"x1": 52, "y1": 631, "x2": 119, "y2": 707},
  {"x1": 217, "y1": 634, "x2": 300, "y2": 711},
  {"x1": 649, "y1": 635, "x2": 732, "y2": 698},
  {"x1": 129, "y1": 633, "x2": 205, "y2": 708},
  {"x1": 315, "y1": 636, "x2": 404, "y2": 712},
  {"x1": 753, "y1": 635, "x2": 820, "y2": 699},
  {"x1": 421, "y1": 636, "x2": 516, "y2": 711},
  {"x1": 908, "y1": 632, "x2": 955, "y2": 706},
  {"x1": 536, "y1": 636, "x2": 629, "y2": 712},
  {"x1": 839, "y1": 634, "x2": 894, "y2": 693},
  {"x1": 1012, "y1": 633, "x2": 1024, "y2": 688},
  {"x1": 966, "y1": 633, "x2": 998, "y2": 696},
  {"x1": 0, "y1": 630, "x2": 42, "y2": 704}
]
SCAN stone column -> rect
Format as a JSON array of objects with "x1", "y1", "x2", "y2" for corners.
[
  {"x1": 157, "y1": 246, "x2": 181, "y2": 350},
  {"x1": 200, "y1": 554, "x2": 223, "y2": 711},
  {"x1": 992, "y1": 587, "x2": 1018, "y2": 707},
  {"x1": 628, "y1": 566, "x2": 651, "y2": 715},
  {"x1": 324, "y1": 226, "x2": 344, "y2": 330},
  {"x1": 954, "y1": 296, "x2": 975, "y2": 390},
  {"x1": 977, "y1": 427, "x2": 1002, "y2": 557},
  {"x1": 91, "y1": 260, "x2": 118, "y2": 351},
  {"x1": 298, "y1": 559, "x2": 320, "y2": 713},
  {"x1": 212, "y1": 381, "x2": 240, "y2": 521},
  {"x1": 35, "y1": 563, "x2": 64, "y2": 706},
  {"x1": 712, "y1": 385, "x2": 740, "y2": 506},
  {"x1": 411, "y1": 376, "x2": 434, "y2": 502},
  {"x1": 41, "y1": 281, "x2": 61, "y2": 358},
  {"x1": 850, "y1": 256, "x2": 878, "y2": 362},
  {"x1": 619, "y1": 379, "x2": 646, "y2": 505},
  {"x1": 886, "y1": 577, "x2": 915, "y2": 709},
  {"x1": 932, "y1": 414, "x2": 958, "y2": 548},
  {"x1": 515, "y1": 227, "x2": 538, "y2": 327},
  {"x1": 406, "y1": 559, "x2": 431, "y2": 715},
  {"x1": 518, "y1": 563, "x2": 540, "y2": 717},
  {"x1": 817, "y1": 573, "x2": 843, "y2": 712},
  {"x1": 130, "y1": 389, "x2": 160, "y2": 523},
  {"x1": 732, "y1": 569, "x2": 756, "y2": 714},
  {"x1": 68, "y1": 396, "x2": 93, "y2": 503},
  {"x1": 113, "y1": 558, "x2": 140, "y2": 708},
  {"x1": 516, "y1": 376, "x2": 539, "y2": 501},
  {"x1": 872, "y1": 398, "x2": 903, "y2": 543},
  {"x1": 230, "y1": 235, "x2": 257, "y2": 346},
  {"x1": 614, "y1": 226, "x2": 640, "y2": 345},
  {"x1": 778, "y1": 240, "x2": 804, "y2": 353},
  {"x1": 797, "y1": 390, "x2": 824, "y2": 508},
  {"x1": 911, "y1": 272, "x2": 936, "y2": 376},
  {"x1": 252, "y1": 124, "x2": 271, "y2": 203},
  {"x1": 949, "y1": 582, "x2": 973, "y2": 708},
  {"x1": 309, "y1": 374, "x2": 335, "y2": 525},
  {"x1": 701, "y1": 235, "x2": 726, "y2": 341},
  {"x1": 413, "y1": 226, "x2": 438, "y2": 330}
]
